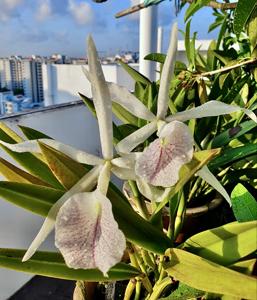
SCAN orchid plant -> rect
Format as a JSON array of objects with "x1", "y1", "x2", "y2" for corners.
[{"x1": 0, "y1": 12, "x2": 257, "y2": 300}]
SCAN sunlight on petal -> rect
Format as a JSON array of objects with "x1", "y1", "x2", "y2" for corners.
[
  {"x1": 135, "y1": 121, "x2": 193, "y2": 187},
  {"x1": 0, "y1": 140, "x2": 41, "y2": 152},
  {"x1": 55, "y1": 190, "x2": 126, "y2": 276},
  {"x1": 107, "y1": 82, "x2": 156, "y2": 121},
  {"x1": 157, "y1": 22, "x2": 178, "y2": 119},
  {"x1": 0, "y1": 139, "x2": 103, "y2": 165},
  {"x1": 97, "y1": 162, "x2": 111, "y2": 195},
  {"x1": 166, "y1": 100, "x2": 257, "y2": 123},
  {"x1": 116, "y1": 121, "x2": 157, "y2": 154},
  {"x1": 87, "y1": 36, "x2": 113, "y2": 160},
  {"x1": 197, "y1": 165, "x2": 231, "y2": 206},
  {"x1": 136, "y1": 177, "x2": 171, "y2": 202},
  {"x1": 111, "y1": 153, "x2": 140, "y2": 169},
  {"x1": 112, "y1": 166, "x2": 136, "y2": 180},
  {"x1": 22, "y1": 165, "x2": 101, "y2": 262}
]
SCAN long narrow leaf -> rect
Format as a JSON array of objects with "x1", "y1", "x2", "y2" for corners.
[
  {"x1": 39, "y1": 142, "x2": 87, "y2": 190},
  {"x1": 182, "y1": 221, "x2": 257, "y2": 265},
  {"x1": 0, "y1": 182, "x2": 63, "y2": 216},
  {"x1": 0, "y1": 249, "x2": 140, "y2": 281},
  {"x1": 164, "y1": 248, "x2": 257, "y2": 299},
  {"x1": 0, "y1": 157, "x2": 49, "y2": 186}
]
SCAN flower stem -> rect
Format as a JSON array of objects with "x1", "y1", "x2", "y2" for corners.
[
  {"x1": 128, "y1": 180, "x2": 150, "y2": 219},
  {"x1": 134, "y1": 280, "x2": 142, "y2": 300},
  {"x1": 124, "y1": 280, "x2": 136, "y2": 300},
  {"x1": 148, "y1": 277, "x2": 172, "y2": 300},
  {"x1": 196, "y1": 57, "x2": 257, "y2": 78}
]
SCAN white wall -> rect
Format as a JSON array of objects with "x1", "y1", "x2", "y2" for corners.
[
  {"x1": 0, "y1": 103, "x2": 101, "y2": 299},
  {"x1": 42, "y1": 64, "x2": 138, "y2": 106}
]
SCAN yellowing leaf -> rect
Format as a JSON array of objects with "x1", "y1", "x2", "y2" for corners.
[
  {"x1": 39, "y1": 142, "x2": 87, "y2": 190},
  {"x1": 0, "y1": 157, "x2": 49, "y2": 187},
  {"x1": 182, "y1": 221, "x2": 257, "y2": 265},
  {"x1": 164, "y1": 248, "x2": 257, "y2": 299}
]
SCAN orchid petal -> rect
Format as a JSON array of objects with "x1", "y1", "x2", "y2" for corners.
[
  {"x1": 112, "y1": 166, "x2": 137, "y2": 180},
  {"x1": 166, "y1": 100, "x2": 257, "y2": 123},
  {"x1": 22, "y1": 165, "x2": 101, "y2": 262},
  {"x1": 111, "y1": 153, "x2": 140, "y2": 169},
  {"x1": 136, "y1": 177, "x2": 171, "y2": 202},
  {"x1": 82, "y1": 66, "x2": 90, "y2": 81},
  {"x1": 107, "y1": 82, "x2": 156, "y2": 121},
  {"x1": 97, "y1": 162, "x2": 111, "y2": 195},
  {"x1": 157, "y1": 22, "x2": 178, "y2": 119},
  {"x1": 197, "y1": 165, "x2": 231, "y2": 206},
  {"x1": 115, "y1": 121, "x2": 157, "y2": 154},
  {"x1": 87, "y1": 36, "x2": 113, "y2": 160},
  {"x1": 55, "y1": 190, "x2": 126, "y2": 276},
  {"x1": 0, "y1": 139, "x2": 103, "y2": 165},
  {"x1": 135, "y1": 121, "x2": 194, "y2": 187}
]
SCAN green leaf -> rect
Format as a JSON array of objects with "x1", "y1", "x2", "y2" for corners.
[
  {"x1": 185, "y1": 0, "x2": 211, "y2": 22},
  {"x1": 209, "y1": 143, "x2": 257, "y2": 170},
  {"x1": 0, "y1": 144, "x2": 64, "y2": 190},
  {"x1": 0, "y1": 125, "x2": 63, "y2": 190},
  {"x1": 185, "y1": 20, "x2": 191, "y2": 64},
  {"x1": 112, "y1": 102, "x2": 138, "y2": 126},
  {"x1": 234, "y1": 0, "x2": 256, "y2": 36},
  {"x1": 231, "y1": 184, "x2": 257, "y2": 222},
  {"x1": 0, "y1": 157, "x2": 50, "y2": 187},
  {"x1": 39, "y1": 142, "x2": 87, "y2": 190},
  {"x1": 117, "y1": 124, "x2": 138, "y2": 140},
  {"x1": 0, "y1": 249, "x2": 140, "y2": 281},
  {"x1": 247, "y1": 6, "x2": 257, "y2": 50},
  {"x1": 182, "y1": 221, "x2": 257, "y2": 265},
  {"x1": 160, "y1": 283, "x2": 205, "y2": 300},
  {"x1": 229, "y1": 259, "x2": 257, "y2": 276},
  {"x1": 0, "y1": 122, "x2": 23, "y2": 143},
  {"x1": 107, "y1": 184, "x2": 172, "y2": 255},
  {"x1": 19, "y1": 125, "x2": 52, "y2": 140},
  {"x1": 164, "y1": 248, "x2": 257, "y2": 299},
  {"x1": 0, "y1": 182, "x2": 63, "y2": 216},
  {"x1": 212, "y1": 120, "x2": 257, "y2": 148},
  {"x1": 79, "y1": 93, "x2": 96, "y2": 117},
  {"x1": 119, "y1": 60, "x2": 151, "y2": 85},
  {"x1": 144, "y1": 53, "x2": 166, "y2": 64}
]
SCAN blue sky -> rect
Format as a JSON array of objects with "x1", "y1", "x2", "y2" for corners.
[{"x1": 0, "y1": 0, "x2": 219, "y2": 57}]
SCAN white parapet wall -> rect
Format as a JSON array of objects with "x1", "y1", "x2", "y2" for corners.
[
  {"x1": 42, "y1": 63, "x2": 139, "y2": 106},
  {"x1": 0, "y1": 102, "x2": 101, "y2": 299}
]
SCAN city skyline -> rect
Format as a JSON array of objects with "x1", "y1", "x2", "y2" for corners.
[{"x1": 0, "y1": 0, "x2": 219, "y2": 57}]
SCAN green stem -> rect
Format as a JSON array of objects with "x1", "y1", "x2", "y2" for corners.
[
  {"x1": 124, "y1": 280, "x2": 136, "y2": 300},
  {"x1": 148, "y1": 277, "x2": 172, "y2": 300},
  {"x1": 174, "y1": 192, "x2": 186, "y2": 241},
  {"x1": 128, "y1": 180, "x2": 150, "y2": 219},
  {"x1": 134, "y1": 280, "x2": 142, "y2": 300}
]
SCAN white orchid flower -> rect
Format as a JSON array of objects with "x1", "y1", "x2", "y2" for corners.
[
  {"x1": 85, "y1": 22, "x2": 257, "y2": 205},
  {"x1": 0, "y1": 36, "x2": 131, "y2": 276}
]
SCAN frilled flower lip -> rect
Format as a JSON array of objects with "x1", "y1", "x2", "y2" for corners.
[
  {"x1": 135, "y1": 121, "x2": 194, "y2": 187},
  {"x1": 55, "y1": 189, "x2": 126, "y2": 276}
]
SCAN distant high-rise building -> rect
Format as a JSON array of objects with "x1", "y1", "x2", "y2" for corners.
[
  {"x1": 9, "y1": 56, "x2": 23, "y2": 91},
  {"x1": 22, "y1": 57, "x2": 44, "y2": 103},
  {"x1": 0, "y1": 58, "x2": 12, "y2": 90},
  {"x1": 0, "y1": 56, "x2": 44, "y2": 103}
]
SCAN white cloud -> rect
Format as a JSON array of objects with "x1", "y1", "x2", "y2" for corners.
[
  {"x1": 36, "y1": 0, "x2": 52, "y2": 21},
  {"x1": 68, "y1": 0, "x2": 94, "y2": 25},
  {"x1": 0, "y1": 0, "x2": 23, "y2": 22}
]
